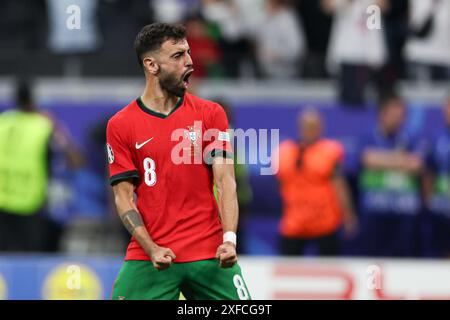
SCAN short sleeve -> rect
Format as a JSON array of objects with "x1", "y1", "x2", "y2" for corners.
[
  {"x1": 203, "y1": 103, "x2": 234, "y2": 164},
  {"x1": 106, "y1": 119, "x2": 139, "y2": 186}
]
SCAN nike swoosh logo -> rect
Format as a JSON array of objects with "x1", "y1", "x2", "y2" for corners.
[{"x1": 135, "y1": 137, "x2": 154, "y2": 149}]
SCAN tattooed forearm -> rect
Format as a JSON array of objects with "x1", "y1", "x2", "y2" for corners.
[{"x1": 121, "y1": 210, "x2": 144, "y2": 235}]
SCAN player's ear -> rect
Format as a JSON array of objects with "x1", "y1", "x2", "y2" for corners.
[{"x1": 143, "y1": 56, "x2": 159, "y2": 75}]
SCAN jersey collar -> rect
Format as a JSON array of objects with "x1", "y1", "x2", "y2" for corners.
[{"x1": 136, "y1": 95, "x2": 184, "y2": 119}]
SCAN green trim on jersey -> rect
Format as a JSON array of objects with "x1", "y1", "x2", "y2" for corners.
[
  {"x1": 111, "y1": 259, "x2": 251, "y2": 300},
  {"x1": 110, "y1": 170, "x2": 139, "y2": 186},
  {"x1": 136, "y1": 96, "x2": 184, "y2": 119},
  {"x1": 205, "y1": 148, "x2": 234, "y2": 165}
]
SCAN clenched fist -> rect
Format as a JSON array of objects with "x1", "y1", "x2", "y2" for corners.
[
  {"x1": 216, "y1": 242, "x2": 237, "y2": 268},
  {"x1": 150, "y1": 246, "x2": 176, "y2": 271}
]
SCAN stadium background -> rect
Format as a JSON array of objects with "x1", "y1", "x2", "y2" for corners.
[{"x1": 0, "y1": 0, "x2": 449, "y2": 299}]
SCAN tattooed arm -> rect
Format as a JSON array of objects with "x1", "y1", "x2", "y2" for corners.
[
  {"x1": 212, "y1": 156, "x2": 239, "y2": 268},
  {"x1": 113, "y1": 180, "x2": 176, "y2": 270}
]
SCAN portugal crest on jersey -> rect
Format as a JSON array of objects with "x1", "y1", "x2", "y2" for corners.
[
  {"x1": 184, "y1": 125, "x2": 201, "y2": 147},
  {"x1": 183, "y1": 125, "x2": 202, "y2": 156}
]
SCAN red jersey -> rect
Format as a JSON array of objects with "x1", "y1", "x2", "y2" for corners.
[{"x1": 106, "y1": 93, "x2": 233, "y2": 262}]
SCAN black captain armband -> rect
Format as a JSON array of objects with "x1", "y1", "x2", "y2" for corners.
[{"x1": 205, "y1": 149, "x2": 234, "y2": 165}]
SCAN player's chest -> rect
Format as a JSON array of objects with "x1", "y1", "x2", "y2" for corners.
[{"x1": 129, "y1": 113, "x2": 206, "y2": 161}]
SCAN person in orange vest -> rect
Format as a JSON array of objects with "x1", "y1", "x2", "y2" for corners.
[{"x1": 273, "y1": 109, "x2": 357, "y2": 256}]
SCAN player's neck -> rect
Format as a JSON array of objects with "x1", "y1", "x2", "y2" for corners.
[{"x1": 140, "y1": 84, "x2": 180, "y2": 116}]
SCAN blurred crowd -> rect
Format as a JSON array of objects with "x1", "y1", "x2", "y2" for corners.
[
  {"x1": 275, "y1": 94, "x2": 450, "y2": 258},
  {"x1": 0, "y1": 80, "x2": 449, "y2": 259},
  {"x1": 1, "y1": 0, "x2": 449, "y2": 105},
  {"x1": 0, "y1": 0, "x2": 449, "y2": 258}
]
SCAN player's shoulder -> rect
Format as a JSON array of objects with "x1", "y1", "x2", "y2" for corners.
[
  {"x1": 107, "y1": 100, "x2": 138, "y2": 128},
  {"x1": 185, "y1": 93, "x2": 222, "y2": 112}
]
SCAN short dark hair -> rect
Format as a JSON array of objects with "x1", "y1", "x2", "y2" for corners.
[
  {"x1": 378, "y1": 92, "x2": 404, "y2": 113},
  {"x1": 134, "y1": 23, "x2": 186, "y2": 67},
  {"x1": 15, "y1": 79, "x2": 33, "y2": 111}
]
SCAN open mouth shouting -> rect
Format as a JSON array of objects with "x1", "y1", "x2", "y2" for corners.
[{"x1": 182, "y1": 69, "x2": 194, "y2": 89}]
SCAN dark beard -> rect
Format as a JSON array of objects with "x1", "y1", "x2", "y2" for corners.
[{"x1": 159, "y1": 68, "x2": 186, "y2": 97}]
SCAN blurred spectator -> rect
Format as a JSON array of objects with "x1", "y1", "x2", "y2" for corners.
[
  {"x1": 47, "y1": 0, "x2": 100, "y2": 54},
  {"x1": 0, "y1": 0, "x2": 47, "y2": 77},
  {"x1": 98, "y1": 0, "x2": 154, "y2": 52},
  {"x1": 323, "y1": 0, "x2": 388, "y2": 107},
  {"x1": 424, "y1": 96, "x2": 450, "y2": 257},
  {"x1": 254, "y1": 0, "x2": 306, "y2": 79},
  {"x1": 0, "y1": 0, "x2": 47, "y2": 53},
  {"x1": 405, "y1": 0, "x2": 450, "y2": 81},
  {"x1": 380, "y1": 0, "x2": 409, "y2": 91},
  {"x1": 294, "y1": 0, "x2": 333, "y2": 78},
  {"x1": 152, "y1": 0, "x2": 200, "y2": 23},
  {"x1": 185, "y1": 14, "x2": 223, "y2": 78},
  {"x1": 201, "y1": 0, "x2": 252, "y2": 78},
  {"x1": 0, "y1": 80, "x2": 83, "y2": 252},
  {"x1": 273, "y1": 109, "x2": 357, "y2": 256},
  {"x1": 357, "y1": 93, "x2": 424, "y2": 257}
]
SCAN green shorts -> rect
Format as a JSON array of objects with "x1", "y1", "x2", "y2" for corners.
[{"x1": 111, "y1": 259, "x2": 251, "y2": 300}]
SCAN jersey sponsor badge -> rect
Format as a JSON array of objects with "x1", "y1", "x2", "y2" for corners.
[{"x1": 107, "y1": 143, "x2": 114, "y2": 164}]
